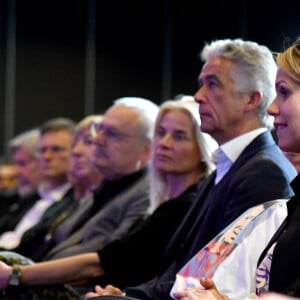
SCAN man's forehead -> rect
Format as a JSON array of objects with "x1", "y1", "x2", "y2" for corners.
[
  {"x1": 41, "y1": 130, "x2": 73, "y2": 139},
  {"x1": 200, "y1": 56, "x2": 233, "y2": 77},
  {"x1": 40, "y1": 130, "x2": 73, "y2": 145},
  {"x1": 201, "y1": 61, "x2": 219, "y2": 73},
  {"x1": 103, "y1": 105, "x2": 138, "y2": 127}
]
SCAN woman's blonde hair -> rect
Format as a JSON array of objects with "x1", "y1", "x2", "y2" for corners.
[{"x1": 276, "y1": 37, "x2": 300, "y2": 82}]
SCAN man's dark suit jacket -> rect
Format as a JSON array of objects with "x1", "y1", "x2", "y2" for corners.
[
  {"x1": 0, "y1": 191, "x2": 40, "y2": 234},
  {"x1": 124, "y1": 130, "x2": 297, "y2": 300}
]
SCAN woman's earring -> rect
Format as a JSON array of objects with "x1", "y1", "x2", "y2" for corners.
[{"x1": 135, "y1": 160, "x2": 142, "y2": 171}]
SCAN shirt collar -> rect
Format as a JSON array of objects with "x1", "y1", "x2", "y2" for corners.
[
  {"x1": 38, "y1": 182, "x2": 72, "y2": 203},
  {"x1": 220, "y1": 127, "x2": 267, "y2": 163}
]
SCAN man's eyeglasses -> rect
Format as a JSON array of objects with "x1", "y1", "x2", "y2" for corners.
[{"x1": 90, "y1": 122, "x2": 132, "y2": 142}]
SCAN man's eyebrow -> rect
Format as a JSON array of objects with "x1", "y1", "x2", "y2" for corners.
[{"x1": 204, "y1": 74, "x2": 218, "y2": 80}]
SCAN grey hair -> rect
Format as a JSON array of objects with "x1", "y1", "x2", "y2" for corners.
[
  {"x1": 9, "y1": 128, "x2": 40, "y2": 159},
  {"x1": 200, "y1": 38, "x2": 277, "y2": 128},
  {"x1": 113, "y1": 97, "x2": 159, "y2": 141},
  {"x1": 148, "y1": 95, "x2": 218, "y2": 213}
]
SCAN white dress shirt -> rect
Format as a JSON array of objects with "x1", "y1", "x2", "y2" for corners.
[{"x1": 213, "y1": 128, "x2": 267, "y2": 185}]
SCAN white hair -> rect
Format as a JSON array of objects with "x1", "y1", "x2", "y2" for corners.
[
  {"x1": 113, "y1": 97, "x2": 159, "y2": 140},
  {"x1": 148, "y1": 96, "x2": 217, "y2": 213},
  {"x1": 9, "y1": 128, "x2": 40, "y2": 159}
]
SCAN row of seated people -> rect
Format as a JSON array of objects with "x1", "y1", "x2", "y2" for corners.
[
  {"x1": 0, "y1": 95, "x2": 218, "y2": 300},
  {"x1": 0, "y1": 97, "x2": 154, "y2": 262},
  {"x1": 0, "y1": 37, "x2": 298, "y2": 300},
  {"x1": 0, "y1": 117, "x2": 76, "y2": 253}
]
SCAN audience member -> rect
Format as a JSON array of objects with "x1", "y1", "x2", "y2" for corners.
[
  {"x1": 0, "y1": 117, "x2": 75, "y2": 250},
  {"x1": 52, "y1": 115, "x2": 104, "y2": 245},
  {"x1": 85, "y1": 38, "x2": 297, "y2": 300},
  {"x1": 0, "y1": 128, "x2": 41, "y2": 233},
  {"x1": 42, "y1": 97, "x2": 158, "y2": 260},
  {"x1": 10, "y1": 128, "x2": 41, "y2": 198},
  {"x1": 255, "y1": 36, "x2": 300, "y2": 298}
]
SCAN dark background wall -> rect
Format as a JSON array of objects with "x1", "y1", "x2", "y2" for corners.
[{"x1": 0, "y1": 0, "x2": 299, "y2": 156}]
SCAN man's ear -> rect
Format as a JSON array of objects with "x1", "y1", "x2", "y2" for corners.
[{"x1": 245, "y1": 91, "x2": 262, "y2": 112}]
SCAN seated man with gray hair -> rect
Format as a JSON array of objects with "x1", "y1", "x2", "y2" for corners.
[
  {"x1": 0, "y1": 128, "x2": 41, "y2": 234},
  {"x1": 44, "y1": 97, "x2": 159, "y2": 261}
]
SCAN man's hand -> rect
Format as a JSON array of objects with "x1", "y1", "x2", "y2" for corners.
[
  {"x1": 85, "y1": 284, "x2": 123, "y2": 299},
  {"x1": 173, "y1": 278, "x2": 229, "y2": 300}
]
